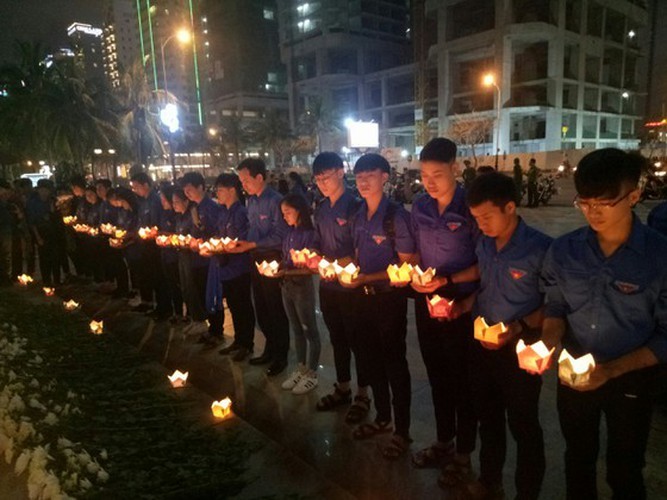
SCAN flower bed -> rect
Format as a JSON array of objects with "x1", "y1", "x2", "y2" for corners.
[{"x1": 0, "y1": 290, "x2": 252, "y2": 499}]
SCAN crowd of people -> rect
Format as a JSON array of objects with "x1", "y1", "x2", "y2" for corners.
[{"x1": 1, "y1": 138, "x2": 666, "y2": 499}]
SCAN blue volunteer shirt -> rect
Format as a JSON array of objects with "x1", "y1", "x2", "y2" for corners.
[
  {"x1": 85, "y1": 202, "x2": 101, "y2": 227},
  {"x1": 542, "y1": 216, "x2": 667, "y2": 363},
  {"x1": 216, "y1": 201, "x2": 251, "y2": 281},
  {"x1": 137, "y1": 190, "x2": 162, "y2": 228},
  {"x1": 475, "y1": 218, "x2": 553, "y2": 325},
  {"x1": 99, "y1": 200, "x2": 117, "y2": 225},
  {"x1": 158, "y1": 208, "x2": 178, "y2": 265},
  {"x1": 411, "y1": 185, "x2": 480, "y2": 299},
  {"x1": 115, "y1": 207, "x2": 141, "y2": 261},
  {"x1": 194, "y1": 195, "x2": 221, "y2": 239},
  {"x1": 352, "y1": 196, "x2": 415, "y2": 287},
  {"x1": 175, "y1": 209, "x2": 208, "y2": 269},
  {"x1": 247, "y1": 187, "x2": 287, "y2": 252},
  {"x1": 282, "y1": 226, "x2": 319, "y2": 270},
  {"x1": 648, "y1": 201, "x2": 667, "y2": 236}
]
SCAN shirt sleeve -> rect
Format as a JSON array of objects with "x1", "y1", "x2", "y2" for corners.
[
  {"x1": 541, "y1": 243, "x2": 569, "y2": 319},
  {"x1": 394, "y1": 207, "x2": 416, "y2": 255},
  {"x1": 646, "y1": 273, "x2": 667, "y2": 363},
  {"x1": 254, "y1": 198, "x2": 288, "y2": 249},
  {"x1": 231, "y1": 206, "x2": 249, "y2": 240}
]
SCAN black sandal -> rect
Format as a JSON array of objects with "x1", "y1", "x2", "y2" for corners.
[
  {"x1": 382, "y1": 434, "x2": 412, "y2": 460},
  {"x1": 412, "y1": 442, "x2": 455, "y2": 468},
  {"x1": 345, "y1": 395, "x2": 371, "y2": 423},
  {"x1": 316, "y1": 383, "x2": 352, "y2": 411},
  {"x1": 438, "y1": 460, "x2": 474, "y2": 489},
  {"x1": 352, "y1": 420, "x2": 393, "y2": 440}
]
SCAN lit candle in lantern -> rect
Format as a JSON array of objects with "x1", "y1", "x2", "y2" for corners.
[
  {"x1": 155, "y1": 235, "x2": 169, "y2": 247},
  {"x1": 474, "y1": 316, "x2": 509, "y2": 346},
  {"x1": 138, "y1": 226, "x2": 159, "y2": 240},
  {"x1": 167, "y1": 370, "x2": 189, "y2": 388},
  {"x1": 211, "y1": 397, "x2": 232, "y2": 419},
  {"x1": 255, "y1": 260, "x2": 281, "y2": 277},
  {"x1": 87, "y1": 227, "x2": 99, "y2": 237},
  {"x1": 62, "y1": 216, "x2": 77, "y2": 226},
  {"x1": 221, "y1": 237, "x2": 238, "y2": 250},
  {"x1": 100, "y1": 223, "x2": 117, "y2": 235},
  {"x1": 426, "y1": 294, "x2": 454, "y2": 319},
  {"x1": 387, "y1": 262, "x2": 414, "y2": 284},
  {"x1": 89, "y1": 320, "x2": 104, "y2": 335},
  {"x1": 63, "y1": 300, "x2": 80, "y2": 311},
  {"x1": 17, "y1": 274, "x2": 33, "y2": 286},
  {"x1": 113, "y1": 229, "x2": 127, "y2": 239},
  {"x1": 516, "y1": 339, "x2": 555, "y2": 374},
  {"x1": 198, "y1": 241, "x2": 214, "y2": 254},
  {"x1": 411, "y1": 265, "x2": 436, "y2": 286},
  {"x1": 43, "y1": 287, "x2": 55, "y2": 297},
  {"x1": 317, "y1": 258, "x2": 338, "y2": 280},
  {"x1": 335, "y1": 262, "x2": 360, "y2": 284},
  {"x1": 558, "y1": 349, "x2": 596, "y2": 387}
]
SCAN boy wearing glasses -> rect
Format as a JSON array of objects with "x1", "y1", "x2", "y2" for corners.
[{"x1": 541, "y1": 148, "x2": 667, "y2": 499}]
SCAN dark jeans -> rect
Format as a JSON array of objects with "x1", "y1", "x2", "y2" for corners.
[
  {"x1": 354, "y1": 288, "x2": 411, "y2": 438},
  {"x1": 282, "y1": 276, "x2": 321, "y2": 371},
  {"x1": 319, "y1": 286, "x2": 370, "y2": 387},
  {"x1": 109, "y1": 248, "x2": 129, "y2": 294},
  {"x1": 37, "y1": 239, "x2": 60, "y2": 286},
  {"x1": 251, "y1": 265, "x2": 290, "y2": 363},
  {"x1": 139, "y1": 242, "x2": 169, "y2": 311},
  {"x1": 414, "y1": 296, "x2": 477, "y2": 453},
  {"x1": 223, "y1": 272, "x2": 255, "y2": 349},
  {"x1": 0, "y1": 233, "x2": 12, "y2": 282},
  {"x1": 162, "y1": 259, "x2": 182, "y2": 316},
  {"x1": 11, "y1": 228, "x2": 35, "y2": 277},
  {"x1": 557, "y1": 368, "x2": 657, "y2": 500},
  {"x1": 470, "y1": 340, "x2": 544, "y2": 499}
]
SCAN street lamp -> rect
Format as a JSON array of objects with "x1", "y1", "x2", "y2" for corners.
[
  {"x1": 160, "y1": 103, "x2": 180, "y2": 181},
  {"x1": 483, "y1": 72, "x2": 501, "y2": 170},
  {"x1": 160, "y1": 28, "x2": 191, "y2": 101}
]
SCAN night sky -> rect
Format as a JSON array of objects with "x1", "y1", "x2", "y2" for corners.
[{"x1": 0, "y1": 0, "x2": 104, "y2": 64}]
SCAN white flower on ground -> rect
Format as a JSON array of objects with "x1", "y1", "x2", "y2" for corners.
[
  {"x1": 43, "y1": 413, "x2": 58, "y2": 426},
  {"x1": 79, "y1": 477, "x2": 92, "y2": 490},
  {"x1": 15, "y1": 449, "x2": 32, "y2": 475},
  {"x1": 97, "y1": 468, "x2": 109, "y2": 483},
  {"x1": 86, "y1": 460, "x2": 100, "y2": 474},
  {"x1": 5, "y1": 437, "x2": 15, "y2": 464},
  {"x1": 29, "y1": 379, "x2": 39, "y2": 388},
  {"x1": 29, "y1": 398, "x2": 46, "y2": 411},
  {"x1": 99, "y1": 449, "x2": 108, "y2": 460},
  {"x1": 57, "y1": 438, "x2": 73, "y2": 450},
  {"x1": 17, "y1": 421, "x2": 35, "y2": 442},
  {"x1": 31, "y1": 355, "x2": 43, "y2": 364}
]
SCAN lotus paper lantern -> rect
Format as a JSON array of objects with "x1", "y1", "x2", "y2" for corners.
[
  {"x1": 318, "y1": 258, "x2": 338, "y2": 280},
  {"x1": 334, "y1": 262, "x2": 360, "y2": 284},
  {"x1": 221, "y1": 237, "x2": 238, "y2": 250},
  {"x1": 211, "y1": 397, "x2": 232, "y2": 419},
  {"x1": 138, "y1": 226, "x2": 159, "y2": 240},
  {"x1": 17, "y1": 274, "x2": 33, "y2": 285},
  {"x1": 474, "y1": 316, "x2": 509, "y2": 346},
  {"x1": 73, "y1": 224, "x2": 91, "y2": 233},
  {"x1": 62, "y1": 216, "x2": 77, "y2": 226},
  {"x1": 43, "y1": 287, "x2": 55, "y2": 297},
  {"x1": 176, "y1": 235, "x2": 193, "y2": 248},
  {"x1": 167, "y1": 370, "x2": 189, "y2": 388},
  {"x1": 255, "y1": 260, "x2": 280, "y2": 277},
  {"x1": 516, "y1": 340, "x2": 555, "y2": 374},
  {"x1": 387, "y1": 262, "x2": 413, "y2": 284},
  {"x1": 155, "y1": 235, "x2": 170, "y2": 247},
  {"x1": 100, "y1": 223, "x2": 117, "y2": 235},
  {"x1": 411, "y1": 265, "x2": 436, "y2": 286},
  {"x1": 426, "y1": 295, "x2": 454, "y2": 319},
  {"x1": 290, "y1": 248, "x2": 321, "y2": 269},
  {"x1": 89, "y1": 320, "x2": 104, "y2": 335},
  {"x1": 558, "y1": 349, "x2": 595, "y2": 387},
  {"x1": 113, "y1": 229, "x2": 127, "y2": 239},
  {"x1": 109, "y1": 238, "x2": 124, "y2": 249},
  {"x1": 87, "y1": 227, "x2": 99, "y2": 237},
  {"x1": 63, "y1": 300, "x2": 80, "y2": 311}
]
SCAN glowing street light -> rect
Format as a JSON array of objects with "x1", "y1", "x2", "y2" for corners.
[
  {"x1": 160, "y1": 103, "x2": 180, "y2": 181},
  {"x1": 482, "y1": 72, "x2": 501, "y2": 170},
  {"x1": 161, "y1": 28, "x2": 191, "y2": 99}
]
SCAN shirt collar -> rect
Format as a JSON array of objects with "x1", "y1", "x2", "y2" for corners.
[
  {"x1": 425, "y1": 184, "x2": 466, "y2": 215},
  {"x1": 584, "y1": 213, "x2": 646, "y2": 256},
  {"x1": 361, "y1": 195, "x2": 388, "y2": 220}
]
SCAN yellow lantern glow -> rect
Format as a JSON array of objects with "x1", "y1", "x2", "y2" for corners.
[
  {"x1": 255, "y1": 260, "x2": 281, "y2": 277},
  {"x1": 411, "y1": 265, "x2": 436, "y2": 286},
  {"x1": 138, "y1": 226, "x2": 159, "y2": 240},
  {"x1": 474, "y1": 316, "x2": 509, "y2": 345},
  {"x1": 43, "y1": 287, "x2": 55, "y2": 296},
  {"x1": 100, "y1": 223, "x2": 117, "y2": 235},
  {"x1": 62, "y1": 216, "x2": 77, "y2": 226},
  {"x1": 516, "y1": 340, "x2": 555, "y2": 374},
  {"x1": 317, "y1": 258, "x2": 338, "y2": 279},
  {"x1": 63, "y1": 300, "x2": 80, "y2": 311},
  {"x1": 221, "y1": 237, "x2": 238, "y2": 249},
  {"x1": 113, "y1": 229, "x2": 127, "y2": 239},
  {"x1": 426, "y1": 295, "x2": 454, "y2": 318},
  {"x1": 387, "y1": 262, "x2": 413, "y2": 284},
  {"x1": 156, "y1": 234, "x2": 170, "y2": 246},
  {"x1": 89, "y1": 320, "x2": 104, "y2": 335},
  {"x1": 558, "y1": 349, "x2": 596, "y2": 386},
  {"x1": 334, "y1": 262, "x2": 360, "y2": 284},
  {"x1": 211, "y1": 397, "x2": 232, "y2": 419},
  {"x1": 17, "y1": 274, "x2": 33, "y2": 285},
  {"x1": 167, "y1": 370, "x2": 189, "y2": 388}
]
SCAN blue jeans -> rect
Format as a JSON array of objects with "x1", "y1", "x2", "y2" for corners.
[{"x1": 281, "y1": 275, "x2": 321, "y2": 371}]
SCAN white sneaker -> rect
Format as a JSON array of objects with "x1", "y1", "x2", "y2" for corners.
[
  {"x1": 292, "y1": 374, "x2": 318, "y2": 395},
  {"x1": 281, "y1": 370, "x2": 303, "y2": 390},
  {"x1": 186, "y1": 321, "x2": 208, "y2": 336}
]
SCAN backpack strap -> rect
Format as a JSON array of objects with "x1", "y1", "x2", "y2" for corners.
[{"x1": 382, "y1": 200, "x2": 400, "y2": 253}]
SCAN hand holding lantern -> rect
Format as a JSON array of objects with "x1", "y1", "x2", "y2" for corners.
[
  {"x1": 558, "y1": 349, "x2": 596, "y2": 387},
  {"x1": 255, "y1": 260, "x2": 281, "y2": 277},
  {"x1": 516, "y1": 340, "x2": 555, "y2": 374},
  {"x1": 387, "y1": 262, "x2": 413, "y2": 286},
  {"x1": 474, "y1": 316, "x2": 510, "y2": 348},
  {"x1": 426, "y1": 295, "x2": 455, "y2": 319}
]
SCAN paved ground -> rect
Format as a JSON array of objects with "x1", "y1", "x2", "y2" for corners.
[{"x1": 15, "y1": 177, "x2": 667, "y2": 499}]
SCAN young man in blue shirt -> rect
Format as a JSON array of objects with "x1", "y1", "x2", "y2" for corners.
[
  {"x1": 541, "y1": 148, "x2": 667, "y2": 499},
  {"x1": 340, "y1": 153, "x2": 417, "y2": 459},
  {"x1": 311, "y1": 152, "x2": 371, "y2": 421},
  {"x1": 409, "y1": 138, "x2": 479, "y2": 486},
  {"x1": 229, "y1": 158, "x2": 290, "y2": 376},
  {"x1": 467, "y1": 172, "x2": 552, "y2": 499}
]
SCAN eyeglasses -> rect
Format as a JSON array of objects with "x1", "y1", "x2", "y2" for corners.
[
  {"x1": 573, "y1": 191, "x2": 632, "y2": 212},
  {"x1": 314, "y1": 171, "x2": 338, "y2": 184}
]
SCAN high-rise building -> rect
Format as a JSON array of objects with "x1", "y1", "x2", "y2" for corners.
[
  {"x1": 426, "y1": 0, "x2": 650, "y2": 160},
  {"x1": 102, "y1": 0, "x2": 141, "y2": 89},
  {"x1": 277, "y1": 0, "x2": 414, "y2": 151},
  {"x1": 67, "y1": 22, "x2": 105, "y2": 82}
]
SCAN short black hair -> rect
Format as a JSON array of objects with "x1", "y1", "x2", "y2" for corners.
[
  {"x1": 0, "y1": 179, "x2": 11, "y2": 190},
  {"x1": 172, "y1": 187, "x2": 188, "y2": 203},
  {"x1": 574, "y1": 148, "x2": 644, "y2": 199},
  {"x1": 312, "y1": 152, "x2": 344, "y2": 175},
  {"x1": 467, "y1": 172, "x2": 518, "y2": 208},
  {"x1": 37, "y1": 178, "x2": 54, "y2": 190},
  {"x1": 477, "y1": 165, "x2": 496, "y2": 175},
  {"x1": 419, "y1": 138, "x2": 457, "y2": 163},
  {"x1": 70, "y1": 175, "x2": 86, "y2": 189},
  {"x1": 160, "y1": 184, "x2": 175, "y2": 204},
  {"x1": 353, "y1": 153, "x2": 390, "y2": 174},
  {"x1": 95, "y1": 178, "x2": 112, "y2": 189},
  {"x1": 180, "y1": 172, "x2": 205, "y2": 189},
  {"x1": 130, "y1": 172, "x2": 152, "y2": 186},
  {"x1": 215, "y1": 173, "x2": 244, "y2": 202},
  {"x1": 280, "y1": 193, "x2": 314, "y2": 230},
  {"x1": 237, "y1": 158, "x2": 267, "y2": 179},
  {"x1": 84, "y1": 184, "x2": 97, "y2": 193}
]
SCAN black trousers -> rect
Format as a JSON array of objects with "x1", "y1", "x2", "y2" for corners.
[
  {"x1": 557, "y1": 368, "x2": 657, "y2": 500},
  {"x1": 223, "y1": 272, "x2": 255, "y2": 349},
  {"x1": 319, "y1": 286, "x2": 370, "y2": 388},
  {"x1": 353, "y1": 288, "x2": 411, "y2": 438},
  {"x1": 109, "y1": 248, "x2": 128, "y2": 294},
  {"x1": 138, "y1": 242, "x2": 169, "y2": 312},
  {"x1": 162, "y1": 259, "x2": 182, "y2": 316},
  {"x1": 251, "y1": 266, "x2": 290, "y2": 363},
  {"x1": 469, "y1": 340, "x2": 544, "y2": 499},
  {"x1": 36, "y1": 239, "x2": 60, "y2": 286},
  {"x1": 414, "y1": 296, "x2": 477, "y2": 454}
]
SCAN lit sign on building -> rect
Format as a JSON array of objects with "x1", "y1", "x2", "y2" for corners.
[
  {"x1": 67, "y1": 22, "x2": 103, "y2": 37},
  {"x1": 347, "y1": 121, "x2": 380, "y2": 149}
]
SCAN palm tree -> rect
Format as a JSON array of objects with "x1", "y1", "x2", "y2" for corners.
[
  {"x1": 219, "y1": 114, "x2": 249, "y2": 166},
  {"x1": 251, "y1": 110, "x2": 293, "y2": 170},
  {"x1": 297, "y1": 96, "x2": 341, "y2": 153}
]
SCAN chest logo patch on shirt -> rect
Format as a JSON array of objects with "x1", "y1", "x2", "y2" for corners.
[
  {"x1": 259, "y1": 214, "x2": 268, "y2": 221},
  {"x1": 613, "y1": 280, "x2": 640, "y2": 294},
  {"x1": 336, "y1": 217, "x2": 348, "y2": 226},
  {"x1": 509, "y1": 267, "x2": 527, "y2": 280},
  {"x1": 446, "y1": 222, "x2": 462, "y2": 232},
  {"x1": 372, "y1": 235, "x2": 386, "y2": 245}
]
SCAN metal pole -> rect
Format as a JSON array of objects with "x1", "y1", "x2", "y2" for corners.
[
  {"x1": 170, "y1": 132, "x2": 176, "y2": 182},
  {"x1": 494, "y1": 83, "x2": 500, "y2": 171},
  {"x1": 160, "y1": 35, "x2": 174, "y2": 101}
]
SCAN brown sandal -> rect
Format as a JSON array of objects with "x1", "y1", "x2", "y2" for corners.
[
  {"x1": 345, "y1": 395, "x2": 371, "y2": 423},
  {"x1": 352, "y1": 421, "x2": 393, "y2": 440},
  {"x1": 316, "y1": 383, "x2": 352, "y2": 411},
  {"x1": 438, "y1": 460, "x2": 474, "y2": 489},
  {"x1": 382, "y1": 434, "x2": 412, "y2": 460},
  {"x1": 412, "y1": 442, "x2": 455, "y2": 468}
]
